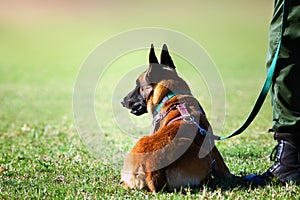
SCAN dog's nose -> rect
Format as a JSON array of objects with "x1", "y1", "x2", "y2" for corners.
[
  {"x1": 121, "y1": 100, "x2": 125, "y2": 107},
  {"x1": 121, "y1": 98, "x2": 128, "y2": 107}
]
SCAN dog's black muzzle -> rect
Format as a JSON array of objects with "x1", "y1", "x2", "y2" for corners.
[{"x1": 121, "y1": 88, "x2": 147, "y2": 116}]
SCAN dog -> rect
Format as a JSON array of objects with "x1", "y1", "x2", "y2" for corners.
[{"x1": 120, "y1": 44, "x2": 231, "y2": 192}]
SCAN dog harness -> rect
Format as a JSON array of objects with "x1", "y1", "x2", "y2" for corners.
[
  {"x1": 153, "y1": 93, "x2": 218, "y2": 139},
  {"x1": 168, "y1": 103, "x2": 219, "y2": 140},
  {"x1": 152, "y1": 94, "x2": 217, "y2": 175}
]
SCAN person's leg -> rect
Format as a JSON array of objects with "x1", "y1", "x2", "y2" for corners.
[
  {"x1": 268, "y1": 0, "x2": 300, "y2": 183},
  {"x1": 246, "y1": 0, "x2": 300, "y2": 184},
  {"x1": 270, "y1": 0, "x2": 300, "y2": 133}
]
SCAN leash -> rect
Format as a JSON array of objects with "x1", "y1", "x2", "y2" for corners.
[{"x1": 216, "y1": 0, "x2": 289, "y2": 140}]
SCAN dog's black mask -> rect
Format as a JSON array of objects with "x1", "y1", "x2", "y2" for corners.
[{"x1": 121, "y1": 85, "x2": 147, "y2": 116}]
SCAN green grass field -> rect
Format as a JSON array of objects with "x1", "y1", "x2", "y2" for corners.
[{"x1": 0, "y1": 1, "x2": 299, "y2": 199}]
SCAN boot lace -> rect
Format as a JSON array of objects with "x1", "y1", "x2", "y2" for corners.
[
  {"x1": 270, "y1": 140, "x2": 284, "y2": 162},
  {"x1": 270, "y1": 144, "x2": 279, "y2": 161}
]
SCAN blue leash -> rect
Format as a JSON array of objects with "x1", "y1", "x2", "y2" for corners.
[{"x1": 217, "y1": 0, "x2": 289, "y2": 140}]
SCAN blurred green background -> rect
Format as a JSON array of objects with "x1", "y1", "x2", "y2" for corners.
[
  {"x1": 0, "y1": 0, "x2": 273, "y2": 129},
  {"x1": 5, "y1": 1, "x2": 299, "y2": 199}
]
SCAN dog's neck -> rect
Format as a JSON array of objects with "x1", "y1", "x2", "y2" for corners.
[{"x1": 153, "y1": 91, "x2": 192, "y2": 117}]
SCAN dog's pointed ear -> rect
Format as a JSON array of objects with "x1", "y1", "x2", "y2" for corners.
[
  {"x1": 149, "y1": 44, "x2": 158, "y2": 64},
  {"x1": 160, "y1": 44, "x2": 175, "y2": 69},
  {"x1": 146, "y1": 44, "x2": 160, "y2": 82}
]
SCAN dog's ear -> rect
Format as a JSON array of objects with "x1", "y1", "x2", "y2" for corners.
[
  {"x1": 146, "y1": 64, "x2": 160, "y2": 83},
  {"x1": 149, "y1": 44, "x2": 158, "y2": 64},
  {"x1": 160, "y1": 44, "x2": 175, "y2": 69},
  {"x1": 146, "y1": 44, "x2": 160, "y2": 82},
  {"x1": 146, "y1": 44, "x2": 176, "y2": 83}
]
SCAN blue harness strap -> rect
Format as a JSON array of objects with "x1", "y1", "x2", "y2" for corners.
[{"x1": 155, "y1": 93, "x2": 176, "y2": 114}]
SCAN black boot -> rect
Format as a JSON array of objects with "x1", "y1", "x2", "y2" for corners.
[
  {"x1": 269, "y1": 132, "x2": 300, "y2": 183},
  {"x1": 245, "y1": 132, "x2": 300, "y2": 185}
]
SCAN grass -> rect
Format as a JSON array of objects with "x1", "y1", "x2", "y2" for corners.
[{"x1": 1, "y1": 1, "x2": 299, "y2": 199}]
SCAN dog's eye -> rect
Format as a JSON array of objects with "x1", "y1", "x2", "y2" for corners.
[
  {"x1": 140, "y1": 85, "x2": 152, "y2": 93},
  {"x1": 140, "y1": 87, "x2": 145, "y2": 92}
]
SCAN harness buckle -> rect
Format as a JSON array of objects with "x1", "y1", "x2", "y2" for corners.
[{"x1": 183, "y1": 115, "x2": 194, "y2": 123}]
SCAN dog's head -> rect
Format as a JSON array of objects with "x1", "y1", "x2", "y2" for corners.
[{"x1": 121, "y1": 44, "x2": 191, "y2": 116}]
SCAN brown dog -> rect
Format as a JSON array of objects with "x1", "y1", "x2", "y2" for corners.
[{"x1": 120, "y1": 44, "x2": 231, "y2": 192}]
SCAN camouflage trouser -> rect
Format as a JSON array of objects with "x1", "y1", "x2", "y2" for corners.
[{"x1": 267, "y1": 0, "x2": 300, "y2": 133}]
